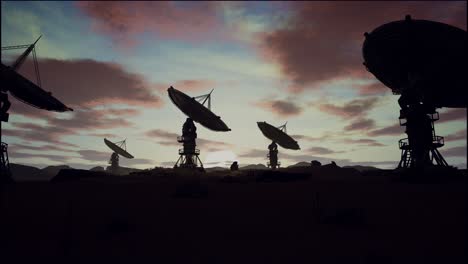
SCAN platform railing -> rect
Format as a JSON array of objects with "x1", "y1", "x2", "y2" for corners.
[
  {"x1": 179, "y1": 148, "x2": 200, "y2": 155},
  {"x1": 432, "y1": 135, "x2": 444, "y2": 146},
  {"x1": 398, "y1": 138, "x2": 409, "y2": 149}
]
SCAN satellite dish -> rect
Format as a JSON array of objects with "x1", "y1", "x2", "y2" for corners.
[
  {"x1": 257, "y1": 121, "x2": 300, "y2": 150},
  {"x1": 1, "y1": 36, "x2": 73, "y2": 179},
  {"x1": 104, "y1": 138, "x2": 134, "y2": 159},
  {"x1": 168, "y1": 86, "x2": 231, "y2": 132},
  {"x1": 362, "y1": 16, "x2": 466, "y2": 169},
  {"x1": 362, "y1": 16, "x2": 467, "y2": 108},
  {"x1": 1, "y1": 35, "x2": 73, "y2": 112},
  {"x1": 1, "y1": 63, "x2": 73, "y2": 112}
]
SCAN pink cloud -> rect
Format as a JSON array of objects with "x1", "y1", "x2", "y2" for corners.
[
  {"x1": 254, "y1": 99, "x2": 303, "y2": 117},
  {"x1": 3, "y1": 126, "x2": 77, "y2": 148},
  {"x1": 368, "y1": 124, "x2": 404, "y2": 137},
  {"x1": 48, "y1": 108, "x2": 135, "y2": 130},
  {"x1": 438, "y1": 108, "x2": 467, "y2": 123},
  {"x1": 444, "y1": 129, "x2": 467, "y2": 142},
  {"x1": 174, "y1": 80, "x2": 216, "y2": 91},
  {"x1": 290, "y1": 134, "x2": 329, "y2": 142},
  {"x1": 13, "y1": 58, "x2": 163, "y2": 116},
  {"x1": 4, "y1": 107, "x2": 137, "y2": 148},
  {"x1": 155, "y1": 79, "x2": 217, "y2": 92},
  {"x1": 440, "y1": 146, "x2": 466, "y2": 157},
  {"x1": 343, "y1": 118, "x2": 376, "y2": 131},
  {"x1": 76, "y1": 1, "x2": 225, "y2": 48},
  {"x1": 356, "y1": 82, "x2": 390, "y2": 96},
  {"x1": 317, "y1": 97, "x2": 380, "y2": 119},
  {"x1": 9, "y1": 149, "x2": 72, "y2": 163},
  {"x1": 259, "y1": 1, "x2": 467, "y2": 92},
  {"x1": 11, "y1": 143, "x2": 75, "y2": 153},
  {"x1": 306, "y1": 146, "x2": 344, "y2": 155},
  {"x1": 342, "y1": 138, "x2": 385, "y2": 147},
  {"x1": 87, "y1": 133, "x2": 119, "y2": 139}
]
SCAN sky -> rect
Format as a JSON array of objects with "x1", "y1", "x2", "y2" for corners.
[{"x1": 1, "y1": 1, "x2": 466, "y2": 170}]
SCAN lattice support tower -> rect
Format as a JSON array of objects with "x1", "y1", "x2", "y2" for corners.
[
  {"x1": 1, "y1": 36, "x2": 42, "y2": 182},
  {"x1": 174, "y1": 118, "x2": 204, "y2": 170},
  {"x1": 267, "y1": 141, "x2": 280, "y2": 169},
  {"x1": 397, "y1": 105, "x2": 449, "y2": 168}
]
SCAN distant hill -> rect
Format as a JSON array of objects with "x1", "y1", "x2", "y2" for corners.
[
  {"x1": 90, "y1": 166, "x2": 105, "y2": 172},
  {"x1": 105, "y1": 166, "x2": 142, "y2": 175},
  {"x1": 10, "y1": 164, "x2": 74, "y2": 181},
  {"x1": 42, "y1": 165, "x2": 73, "y2": 178},
  {"x1": 205, "y1": 166, "x2": 229, "y2": 172},
  {"x1": 9, "y1": 163, "x2": 142, "y2": 181},
  {"x1": 240, "y1": 164, "x2": 268, "y2": 170},
  {"x1": 9, "y1": 163, "x2": 43, "y2": 181},
  {"x1": 288, "y1": 162, "x2": 310, "y2": 168},
  {"x1": 343, "y1": 165, "x2": 381, "y2": 172}
]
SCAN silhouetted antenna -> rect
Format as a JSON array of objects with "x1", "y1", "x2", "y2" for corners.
[
  {"x1": 257, "y1": 121, "x2": 300, "y2": 169},
  {"x1": 32, "y1": 45, "x2": 41, "y2": 88},
  {"x1": 277, "y1": 122, "x2": 287, "y2": 134},
  {"x1": 258, "y1": 121, "x2": 299, "y2": 150},
  {"x1": 104, "y1": 138, "x2": 134, "y2": 174},
  {"x1": 167, "y1": 86, "x2": 231, "y2": 170},
  {"x1": 168, "y1": 86, "x2": 230, "y2": 132},
  {"x1": 2, "y1": 35, "x2": 43, "y2": 87},
  {"x1": 362, "y1": 15, "x2": 467, "y2": 169},
  {"x1": 193, "y1": 88, "x2": 214, "y2": 111},
  {"x1": 1, "y1": 36, "x2": 72, "y2": 180}
]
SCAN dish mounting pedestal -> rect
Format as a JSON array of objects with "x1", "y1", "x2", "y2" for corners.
[
  {"x1": 397, "y1": 104, "x2": 448, "y2": 168},
  {"x1": 1, "y1": 92, "x2": 12, "y2": 182},
  {"x1": 174, "y1": 118, "x2": 204, "y2": 170},
  {"x1": 267, "y1": 141, "x2": 280, "y2": 169}
]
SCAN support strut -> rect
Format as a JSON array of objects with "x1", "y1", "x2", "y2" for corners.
[
  {"x1": 397, "y1": 104, "x2": 448, "y2": 168},
  {"x1": 174, "y1": 118, "x2": 204, "y2": 171},
  {"x1": 267, "y1": 141, "x2": 280, "y2": 169}
]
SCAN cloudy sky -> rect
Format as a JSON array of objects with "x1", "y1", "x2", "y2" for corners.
[{"x1": 1, "y1": 1, "x2": 466, "y2": 170}]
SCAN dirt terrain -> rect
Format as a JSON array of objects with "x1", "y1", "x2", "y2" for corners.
[{"x1": 1, "y1": 166, "x2": 466, "y2": 263}]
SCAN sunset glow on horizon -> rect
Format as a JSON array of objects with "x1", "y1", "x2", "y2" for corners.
[{"x1": 1, "y1": 1, "x2": 466, "y2": 170}]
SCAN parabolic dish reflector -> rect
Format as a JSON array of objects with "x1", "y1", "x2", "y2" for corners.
[
  {"x1": 168, "y1": 86, "x2": 231, "y2": 132},
  {"x1": 257, "y1": 121, "x2": 300, "y2": 150},
  {"x1": 362, "y1": 17, "x2": 467, "y2": 108},
  {"x1": 1, "y1": 63, "x2": 73, "y2": 112},
  {"x1": 104, "y1": 138, "x2": 134, "y2": 159}
]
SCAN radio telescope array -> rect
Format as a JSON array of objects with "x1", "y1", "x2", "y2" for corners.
[
  {"x1": 168, "y1": 86, "x2": 231, "y2": 171},
  {"x1": 2, "y1": 15, "x2": 466, "y2": 178},
  {"x1": 1, "y1": 36, "x2": 73, "y2": 180},
  {"x1": 257, "y1": 122, "x2": 300, "y2": 169},
  {"x1": 362, "y1": 15, "x2": 467, "y2": 168},
  {"x1": 104, "y1": 138, "x2": 134, "y2": 174}
]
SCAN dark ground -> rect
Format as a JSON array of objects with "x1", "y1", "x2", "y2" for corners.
[{"x1": 0, "y1": 166, "x2": 466, "y2": 263}]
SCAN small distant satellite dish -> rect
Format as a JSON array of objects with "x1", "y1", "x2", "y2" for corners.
[
  {"x1": 168, "y1": 86, "x2": 231, "y2": 132},
  {"x1": 104, "y1": 138, "x2": 134, "y2": 159},
  {"x1": 257, "y1": 121, "x2": 300, "y2": 150}
]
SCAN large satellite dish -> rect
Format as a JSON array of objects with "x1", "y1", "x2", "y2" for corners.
[
  {"x1": 362, "y1": 15, "x2": 467, "y2": 169},
  {"x1": 1, "y1": 35, "x2": 73, "y2": 112},
  {"x1": 168, "y1": 86, "x2": 231, "y2": 132},
  {"x1": 104, "y1": 138, "x2": 134, "y2": 159},
  {"x1": 1, "y1": 64, "x2": 73, "y2": 112},
  {"x1": 362, "y1": 16, "x2": 467, "y2": 108},
  {"x1": 257, "y1": 121, "x2": 300, "y2": 150},
  {"x1": 1, "y1": 36, "x2": 73, "y2": 180}
]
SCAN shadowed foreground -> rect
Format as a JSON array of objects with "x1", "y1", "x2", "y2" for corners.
[{"x1": 1, "y1": 167, "x2": 466, "y2": 263}]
